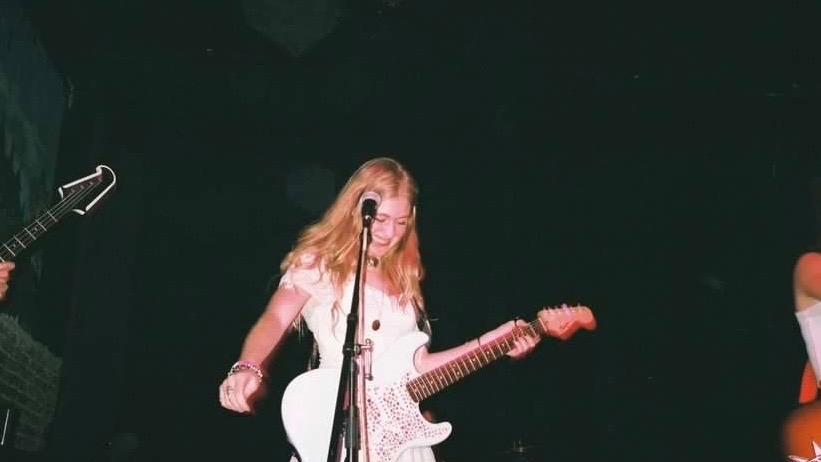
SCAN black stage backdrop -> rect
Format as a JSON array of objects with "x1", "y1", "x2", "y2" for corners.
[{"x1": 19, "y1": 0, "x2": 821, "y2": 461}]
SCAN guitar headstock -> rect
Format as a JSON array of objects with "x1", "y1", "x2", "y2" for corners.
[
  {"x1": 536, "y1": 304, "x2": 596, "y2": 341},
  {"x1": 57, "y1": 165, "x2": 117, "y2": 216}
]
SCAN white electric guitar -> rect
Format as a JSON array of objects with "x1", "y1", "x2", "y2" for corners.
[{"x1": 281, "y1": 304, "x2": 596, "y2": 462}]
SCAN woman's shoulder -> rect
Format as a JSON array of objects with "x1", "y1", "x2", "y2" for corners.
[
  {"x1": 796, "y1": 252, "x2": 821, "y2": 276},
  {"x1": 795, "y1": 251, "x2": 821, "y2": 296},
  {"x1": 280, "y1": 251, "x2": 334, "y2": 294},
  {"x1": 289, "y1": 249, "x2": 321, "y2": 268}
]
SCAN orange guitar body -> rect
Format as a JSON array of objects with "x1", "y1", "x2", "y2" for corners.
[
  {"x1": 783, "y1": 362, "x2": 821, "y2": 461},
  {"x1": 799, "y1": 362, "x2": 819, "y2": 405}
]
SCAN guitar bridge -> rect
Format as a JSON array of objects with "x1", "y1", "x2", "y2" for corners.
[{"x1": 361, "y1": 339, "x2": 374, "y2": 381}]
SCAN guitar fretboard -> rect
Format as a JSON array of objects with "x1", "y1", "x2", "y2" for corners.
[
  {"x1": 406, "y1": 319, "x2": 542, "y2": 402},
  {"x1": 0, "y1": 177, "x2": 102, "y2": 262}
]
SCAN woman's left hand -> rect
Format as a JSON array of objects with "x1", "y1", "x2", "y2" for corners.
[
  {"x1": 0, "y1": 261, "x2": 15, "y2": 301},
  {"x1": 479, "y1": 319, "x2": 540, "y2": 360}
]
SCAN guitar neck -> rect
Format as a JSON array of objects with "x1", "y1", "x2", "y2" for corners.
[
  {"x1": 406, "y1": 319, "x2": 542, "y2": 402},
  {"x1": 0, "y1": 165, "x2": 114, "y2": 263},
  {"x1": 1, "y1": 192, "x2": 85, "y2": 262}
]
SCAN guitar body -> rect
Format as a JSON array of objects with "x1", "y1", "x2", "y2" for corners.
[
  {"x1": 281, "y1": 305, "x2": 596, "y2": 462},
  {"x1": 782, "y1": 400, "x2": 821, "y2": 461},
  {"x1": 281, "y1": 331, "x2": 452, "y2": 462}
]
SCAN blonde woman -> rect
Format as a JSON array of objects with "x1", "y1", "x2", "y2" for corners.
[{"x1": 218, "y1": 157, "x2": 538, "y2": 462}]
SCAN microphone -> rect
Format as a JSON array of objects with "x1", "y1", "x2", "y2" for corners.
[{"x1": 360, "y1": 191, "x2": 381, "y2": 223}]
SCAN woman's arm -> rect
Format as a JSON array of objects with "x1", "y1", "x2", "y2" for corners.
[
  {"x1": 219, "y1": 284, "x2": 310, "y2": 413},
  {"x1": 237, "y1": 285, "x2": 310, "y2": 367},
  {"x1": 413, "y1": 320, "x2": 538, "y2": 374}
]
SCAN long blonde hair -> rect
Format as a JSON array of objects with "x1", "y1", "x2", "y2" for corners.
[{"x1": 281, "y1": 157, "x2": 426, "y2": 320}]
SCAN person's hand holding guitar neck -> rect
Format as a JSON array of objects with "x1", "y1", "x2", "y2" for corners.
[{"x1": 0, "y1": 261, "x2": 15, "y2": 301}]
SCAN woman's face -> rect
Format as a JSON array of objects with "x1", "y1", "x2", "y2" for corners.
[{"x1": 369, "y1": 196, "x2": 411, "y2": 258}]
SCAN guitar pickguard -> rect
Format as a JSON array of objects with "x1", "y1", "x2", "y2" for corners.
[{"x1": 364, "y1": 373, "x2": 451, "y2": 462}]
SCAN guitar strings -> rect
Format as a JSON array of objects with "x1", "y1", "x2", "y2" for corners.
[
  {"x1": 2, "y1": 185, "x2": 94, "y2": 254},
  {"x1": 2, "y1": 184, "x2": 99, "y2": 252},
  {"x1": 0, "y1": 176, "x2": 105, "y2": 261}
]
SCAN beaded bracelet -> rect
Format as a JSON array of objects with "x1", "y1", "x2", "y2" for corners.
[{"x1": 228, "y1": 360, "x2": 265, "y2": 383}]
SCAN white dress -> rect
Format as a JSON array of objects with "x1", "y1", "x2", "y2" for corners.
[{"x1": 281, "y1": 259, "x2": 437, "y2": 462}]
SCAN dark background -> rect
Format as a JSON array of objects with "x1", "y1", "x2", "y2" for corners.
[{"x1": 16, "y1": 0, "x2": 821, "y2": 460}]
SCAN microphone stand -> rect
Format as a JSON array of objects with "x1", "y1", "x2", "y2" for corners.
[{"x1": 326, "y1": 216, "x2": 372, "y2": 462}]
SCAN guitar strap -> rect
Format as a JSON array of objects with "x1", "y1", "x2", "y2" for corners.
[
  {"x1": 419, "y1": 314, "x2": 433, "y2": 344},
  {"x1": 306, "y1": 336, "x2": 319, "y2": 372},
  {"x1": 304, "y1": 313, "x2": 432, "y2": 371}
]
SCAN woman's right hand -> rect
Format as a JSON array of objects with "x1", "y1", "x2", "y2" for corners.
[{"x1": 219, "y1": 370, "x2": 266, "y2": 414}]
